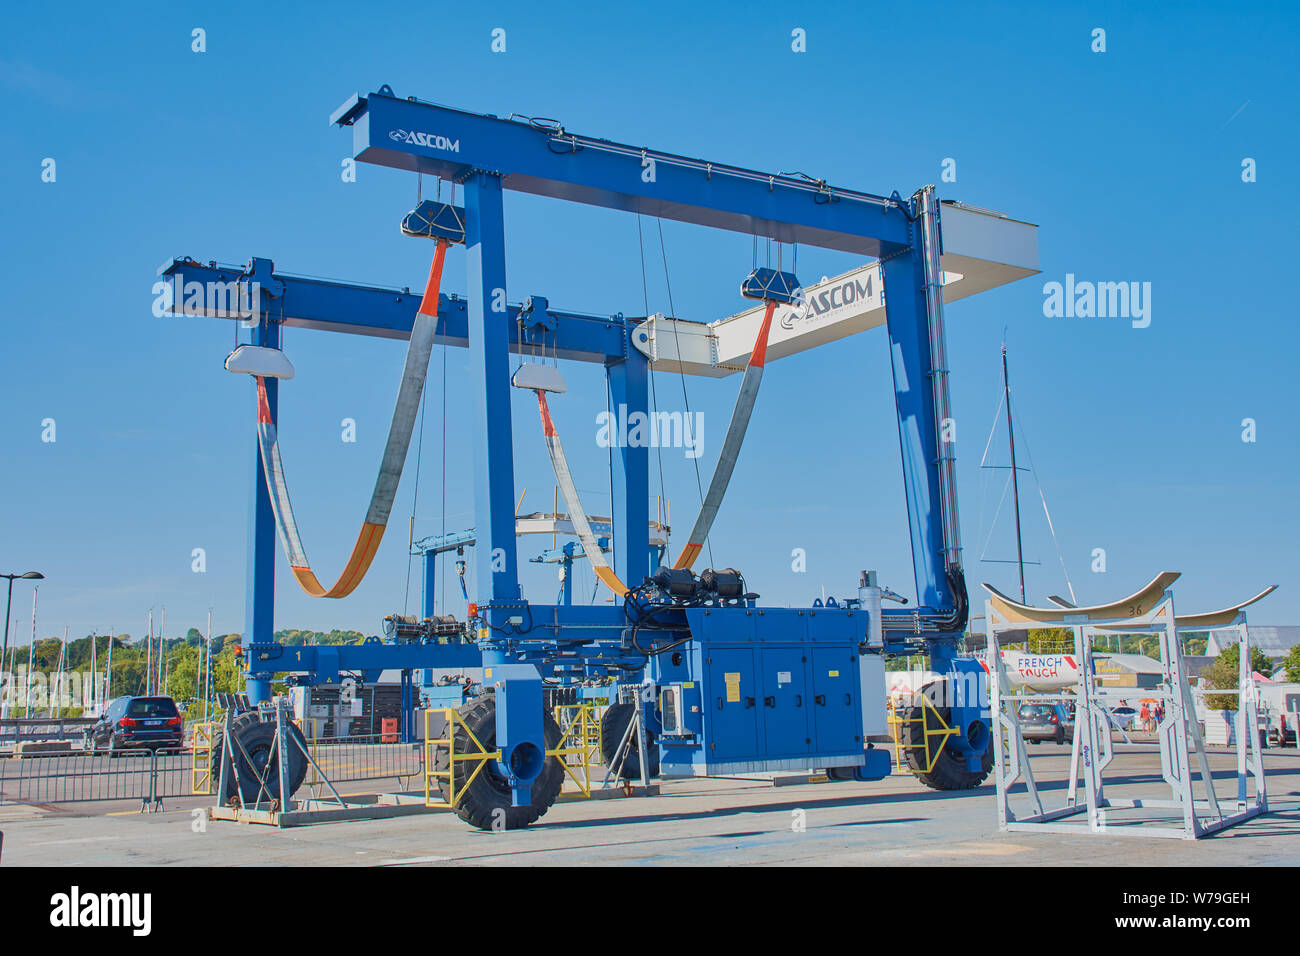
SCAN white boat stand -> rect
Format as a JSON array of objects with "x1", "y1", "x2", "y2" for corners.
[{"x1": 984, "y1": 574, "x2": 1268, "y2": 840}]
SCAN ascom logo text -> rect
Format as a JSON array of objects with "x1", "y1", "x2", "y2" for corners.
[{"x1": 388, "y1": 128, "x2": 461, "y2": 152}]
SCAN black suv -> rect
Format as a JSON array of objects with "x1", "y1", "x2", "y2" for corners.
[{"x1": 86, "y1": 696, "x2": 185, "y2": 755}]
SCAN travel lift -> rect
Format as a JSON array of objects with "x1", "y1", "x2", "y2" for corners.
[{"x1": 161, "y1": 85, "x2": 1039, "y2": 828}]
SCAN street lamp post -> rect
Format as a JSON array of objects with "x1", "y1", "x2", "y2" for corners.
[{"x1": 2, "y1": 572, "x2": 45, "y2": 718}]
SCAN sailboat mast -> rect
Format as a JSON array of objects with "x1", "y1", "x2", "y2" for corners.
[{"x1": 1002, "y1": 345, "x2": 1027, "y2": 603}]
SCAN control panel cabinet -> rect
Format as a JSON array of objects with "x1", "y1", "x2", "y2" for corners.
[{"x1": 653, "y1": 606, "x2": 879, "y2": 776}]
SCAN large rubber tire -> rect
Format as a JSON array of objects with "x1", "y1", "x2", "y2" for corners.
[
  {"x1": 600, "y1": 703, "x2": 659, "y2": 781},
  {"x1": 901, "y1": 684, "x2": 994, "y2": 791},
  {"x1": 211, "y1": 711, "x2": 309, "y2": 804},
  {"x1": 433, "y1": 695, "x2": 564, "y2": 830}
]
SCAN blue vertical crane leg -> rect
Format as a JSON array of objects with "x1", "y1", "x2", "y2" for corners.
[
  {"x1": 244, "y1": 317, "x2": 279, "y2": 705},
  {"x1": 464, "y1": 173, "x2": 545, "y2": 807},
  {"x1": 400, "y1": 668, "x2": 417, "y2": 743},
  {"x1": 880, "y1": 242, "x2": 952, "y2": 616},
  {"x1": 560, "y1": 552, "x2": 574, "y2": 606},
  {"x1": 606, "y1": 336, "x2": 651, "y2": 588},
  {"x1": 422, "y1": 548, "x2": 436, "y2": 619},
  {"x1": 465, "y1": 172, "x2": 519, "y2": 664},
  {"x1": 881, "y1": 226, "x2": 985, "y2": 771}
]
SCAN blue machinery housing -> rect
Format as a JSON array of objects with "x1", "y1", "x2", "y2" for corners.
[{"x1": 163, "y1": 85, "x2": 1003, "y2": 821}]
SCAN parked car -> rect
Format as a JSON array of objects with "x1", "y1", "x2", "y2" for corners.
[
  {"x1": 85, "y1": 696, "x2": 185, "y2": 755},
  {"x1": 1107, "y1": 706, "x2": 1138, "y2": 731},
  {"x1": 1269, "y1": 726, "x2": 1297, "y2": 748},
  {"x1": 1018, "y1": 703, "x2": 1075, "y2": 744}
]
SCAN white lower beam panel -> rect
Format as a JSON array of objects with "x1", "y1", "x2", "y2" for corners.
[{"x1": 632, "y1": 201, "x2": 1039, "y2": 377}]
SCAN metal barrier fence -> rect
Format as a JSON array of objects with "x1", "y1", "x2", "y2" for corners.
[
  {"x1": 2, "y1": 735, "x2": 425, "y2": 807},
  {"x1": 0, "y1": 717, "x2": 96, "y2": 745},
  {"x1": 0, "y1": 747, "x2": 193, "y2": 808},
  {"x1": 303, "y1": 733, "x2": 424, "y2": 789},
  {"x1": 3, "y1": 714, "x2": 606, "y2": 806}
]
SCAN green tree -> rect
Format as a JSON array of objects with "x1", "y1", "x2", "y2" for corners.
[
  {"x1": 1027, "y1": 628, "x2": 1073, "y2": 653},
  {"x1": 165, "y1": 645, "x2": 202, "y2": 704},
  {"x1": 1284, "y1": 644, "x2": 1300, "y2": 684},
  {"x1": 1203, "y1": 644, "x2": 1273, "y2": 711},
  {"x1": 274, "y1": 628, "x2": 365, "y2": 646},
  {"x1": 211, "y1": 646, "x2": 245, "y2": 697}
]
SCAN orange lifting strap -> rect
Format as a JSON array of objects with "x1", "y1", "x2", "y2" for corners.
[
  {"x1": 256, "y1": 239, "x2": 450, "y2": 598},
  {"x1": 532, "y1": 389, "x2": 630, "y2": 597},
  {"x1": 673, "y1": 299, "x2": 777, "y2": 570}
]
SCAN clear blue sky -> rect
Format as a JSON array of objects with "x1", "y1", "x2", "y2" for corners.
[{"x1": 2, "y1": 0, "x2": 1298, "y2": 647}]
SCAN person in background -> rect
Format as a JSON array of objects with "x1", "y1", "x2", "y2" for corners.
[{"x1": 1139, "y1": 701, "x2": 1151, "y2": 732}]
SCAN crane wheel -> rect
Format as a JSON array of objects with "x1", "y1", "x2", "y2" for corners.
[
  {"x1": 600, "y1": 703, "x2": 659, "y2": 780},
  {"x1": 210, "y1": 711, "x2": 309, "y2": 803},
  {"x1": 900, "y1": 683, "x2": 993, "y2": 791},
  {"x1": 434, "y1": 695, "x2": 564, "y2": 830}
]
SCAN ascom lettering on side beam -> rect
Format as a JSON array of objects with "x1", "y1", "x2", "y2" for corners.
[
  {"x1": 388, "y1": 129, "x2": 461, "y2": 153},
  {"x1": 778, "y1": 268, "x2": 882, "y2": 334}
]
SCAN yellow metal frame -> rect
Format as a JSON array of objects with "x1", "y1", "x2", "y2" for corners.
[
  {"x1": 887, "y1": 697, "x2": 959, "y2": 774},
  {"x1": 190, "y1": 721, "x2": 216, "y2": 795},
  {"x1": 548, "y1": 703, "x2": 601, "y2": 797},
  {"x1": 424, "y1": 707, "x2": 502, "y2": 808}
]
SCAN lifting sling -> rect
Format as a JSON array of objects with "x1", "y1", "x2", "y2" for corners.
[
  {"x1": 255, "y1": 238, "x2": 450, "y2": 598},
  {"x1": 673, "y1": 298, "x2": 775, "y2": 571},
  {"x1": 672, "y1": 265, "x2": 800, "y2": 570},
  {"x1": 523, "y1": 267, "x2": 799, "y2": 591},
  {"x1": 531, "y1": 387, "x2": 630, "y2": 597}
]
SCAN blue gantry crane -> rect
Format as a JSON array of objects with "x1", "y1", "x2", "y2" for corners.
[{"x1": 161, "y1": 84, "x2": 1038, "y2": 827}]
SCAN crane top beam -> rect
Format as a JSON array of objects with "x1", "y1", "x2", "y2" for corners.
[
  {"x1": 333, "y1": 86, "x2": 913, "y2": 257},
  {"x1": 157, "y1": 256, "x2": 629, "y2": 364}
]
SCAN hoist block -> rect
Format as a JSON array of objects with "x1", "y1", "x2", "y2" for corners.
[
  {"x1": 225, "y1": 344, "x2": 295, "y2": 380},
  {"x1": 401, "y1": 200, "x2": 468, "y2": 244},
  {"x1": 740, "y1": 267, "x2": 803, "y2": 304}
]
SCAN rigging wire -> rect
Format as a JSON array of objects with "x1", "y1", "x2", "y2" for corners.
[
  {"x1": 656, "y1": 218, "x2": 714, "y2": 568},
  {"x1": 978, "y1": 390, "x2": 1007, "y2": 468},
  {"x1": 402, "y1": 387, "x2": 427, "y2": 614},
  {"x1": 976, "y1": 387, "x2": 1008, "y2": 562},
  {"x1": 438, "y1": 305, "x2": 448, "y2": 615},
  {"x1": 637, "y1": 216, "x2": 671, "y2": 565},
  {"x1": 978, "y1": 470, "x2": 1015, "y2": 563},
  {"x1": 974, "y1": 368, "x2": 1076, "y2": 603},
  {"x1": 1009, "y1": 400, "x2": 1077, "y2": 605}
]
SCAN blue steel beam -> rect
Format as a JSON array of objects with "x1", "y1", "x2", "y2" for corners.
[
  {"x1": 244, "y1": 638, "x2": 483, "y2": 683},
  {"x1": 157, "y1": 257, "x2": 630, "y2": 363},
  {"x1": 333, "y1": 89, "x2": 913, "y2": 258}
]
